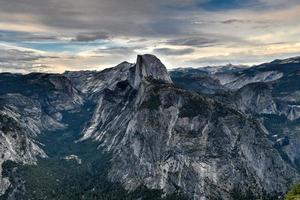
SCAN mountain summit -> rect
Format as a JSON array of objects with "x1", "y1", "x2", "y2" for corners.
[
  {"x1": 133, "y1": 54, "x2": 173, "y2": 88},
  {"x1": 70, "y1": 55, "x2": 299, "y2": 200}
]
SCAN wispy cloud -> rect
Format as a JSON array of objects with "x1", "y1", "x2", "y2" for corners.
[
  {"x1": 0, "y1": 45, "x2": 57, "y2": 73},
  {"x1": 72, "y1": 32, "x2": 110, "y2": 42},
  {"x1": 154, "y1": 47, "x2": 194, "y2": 55}
]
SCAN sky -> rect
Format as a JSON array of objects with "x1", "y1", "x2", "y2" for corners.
[{"x1": 0, "y1": 0, "x2": 300, "y2": 73}]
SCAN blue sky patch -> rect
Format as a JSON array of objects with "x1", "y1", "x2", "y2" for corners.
[{"x1": 200, "y1": 0, "x2": 258, "y2": 11}]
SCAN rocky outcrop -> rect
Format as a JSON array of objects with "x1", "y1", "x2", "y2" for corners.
[
  {"x1": 0, "y1": 94, "x2": 48, "y2": 194},
  {"x1": 172, "y1": 56, "x2": 300, "y2": 185},
  {"x1": 0, "y1": 73, "x2": 83, "y2": 195},
  {"x1": 170, "y1": 68, "x2": 227, "y2": 94},
  {"x1": 283, "y1": 105, "x2": 300, "y2": 121},
  {"x1": 65, "y1": 62, "x2": 134, "y2": 98},
  {"x1": 223, "y1": 71, "x2": 283, "y2": 90},
  {"x1": 65, "y1": 54, "x2": 172, "y2": 98},
  {"x1": 235, "y1": 82, "x2": 277, "y2": 114},
  {"x1": 1, "y1": 55, "x2": 300, "y2": 199},
  {"x1": 133, "y1": 54, "x2": 173, "y2": 88},
  {"x1": 79, "y1": 55, "x2": 299, "y2": 200}
]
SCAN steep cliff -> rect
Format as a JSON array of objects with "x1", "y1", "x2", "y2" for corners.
[
  {"x1": 79, "y1": 55, "x2": 299, "y2": 199},
  {"x1": 0, "y1": 73, "x2": 83, "y2": 195},
  {"x1": 0, "y1": 55, "x2": 299, "y2": 200}
]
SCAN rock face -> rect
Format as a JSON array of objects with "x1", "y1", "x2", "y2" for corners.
[
  {"x1": 77, "y1": 55, "x2": 299, "y2": 199},
  {"x1": 133, "y1": 54, "x2": 173, "y2": 88},
  {"x1": 235, "y1": 82, "x2": 278, "y2": 114},
  {"x1": 0, "y1": 100, "x2": 47, "y2": 194},
  {"x1": 0, "y1": 94, "x2": 48, "y2": 194},
  {"x1": 65, "y1": 62, "x2": 134, "y2": 98},
  {"x1": 0, "y1": 73, "x2": 83, "y2": 194},
  {"x1": 171, "y1": 56, "x2": 300, "y2": 175},
  {"x1": 170, "y1": 68, "x2": 226, "y2": 94},
  {"x1": 0, "y1": 54, "x2": 300, "y2": 199}
]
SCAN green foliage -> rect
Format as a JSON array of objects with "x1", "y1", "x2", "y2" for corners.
[
  {"x1": 230, "y1": 189, "x2": 256, "y2": 200},
  {"x1": 141, "y1": 94, "x2": 161, "y2": 110},
  {"x1": 261, "y1": 114, "x2": 300, "y2": 170},
  {"x1": 285, "y1": 183, "x2": 300, "y2": 200},
  {"x1": 3, "y1": 156, "x2": 188, "y2": 200},
  {"x1": 179, "y1": 97, "x2": 208, "y2": 118},
  {"x1": 1, "y1": 104, "x2": 188, "y2": 200},
  {"x1": 1, "y1": 160, "x2": 18, "y2": 177},
  {"x1": 273, "y1": 74, "x2": 300, "y2": 95},
  {"x1": 229, "y1": 188, "x2": 281, "y2": 200},
  {"x1": 261, "y1": 114, "x2": 287, "y2": 136},
  {"x1": 0, "y1": 115, "x2": 21, "y2": 133}
]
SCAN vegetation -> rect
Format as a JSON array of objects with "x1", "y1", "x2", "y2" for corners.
[
  {"x1": 141, "y1": 94, "x2": 161, "y2": 110},
  {"x1": 179, "y1": 97, "x2": 209, "y2": 118},
  {"x1": 0, "y1": 115, "x2": 21, "y2": 133},
  {"x1": 1, "y1": 104, "x2": 188, "y2": 200},
  {"x1": 261, "y1": 114, "x2": 300, "y2": 170},
  {"x1": 2, "y1": 157, "x2": 188, "y2": 200},
  {"x1": 230, "y1": 188, "x2": 256, "y2": 200},
  {"x1": 285, "y1": 183, "x2": 300, "y2": 200},
  {"x1": 261, "y1": 114, "x2": 287, "y2": 136}
]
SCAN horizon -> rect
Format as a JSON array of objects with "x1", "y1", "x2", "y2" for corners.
[
  {"x1": 1, "y1": 54, "x2": 299, "y2": 75},
  {"x1": 1, "y1": 0, "x2": 300, "y2": 73}
]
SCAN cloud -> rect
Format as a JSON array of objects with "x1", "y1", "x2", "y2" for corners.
[
  {"x1": 189, "y1": 45, "x2": 300, "y2": 66},
  {"x1": 153, "y1": 47, "x2": 194, "y2": 55},
  {"x1": 0, "y1": 0, "x2": 300, "y2": 72},
  {"x1": 72, "y1": 32, "x2": 110, "y2": 42},
  {"x1": 24, "y1": 34, "x2": 61, "y2": 41},
  {"x1": 164, "y1": 34, "x2": 253, "y2": 48},
  {"x1": 0, "y1": 30, "x2": 66, "y2": 43},
  {"x1": 0, "y1": 45, "x2": 61, "y2": 73},
  {"x1": 0, "y1": 48, "x2": 56, "y2": 63},
  {"x1": 220, "y1": 19, "x2": 267, "y2": 24},
  {"x1": 166, "y1": 37, "x2": 219, "y2": 47},
  {"x1": 93, "y1": 46, "x2": 134, "y2": 54}
]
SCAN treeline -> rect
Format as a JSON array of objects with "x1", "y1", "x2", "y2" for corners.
[{"x1": 285, "y1": 183, "x2": 300, "y2": 200}]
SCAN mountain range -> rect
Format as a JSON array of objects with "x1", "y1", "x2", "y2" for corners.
[{"x1": 0, "y1": 54, "x2": 300, "y2": 200}]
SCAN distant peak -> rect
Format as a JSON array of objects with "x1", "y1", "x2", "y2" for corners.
[
  {"x1": 133, "y1": 54, "x2": 172, "y2": 88},
  {"x1": 271, "y1": 56, "x2": 300, "y2": 64},
  {"x1": 117, "y1": 61, "x2": 133, "y2": 66}
]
